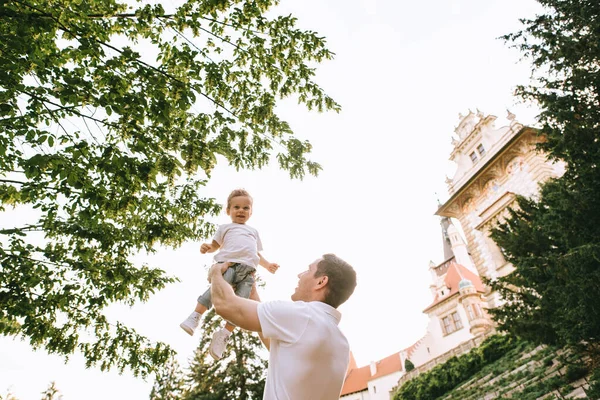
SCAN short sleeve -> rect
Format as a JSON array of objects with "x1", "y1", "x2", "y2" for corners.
[
  {"x1": 257, "y1": 301, "x2": 310, "y2": 344},
  {"x1": 255, "y1": 229, "x2": 263, "y2": 252},
  {"x1": 213, "y1": 224, "x2": 226, "y2": 245}
]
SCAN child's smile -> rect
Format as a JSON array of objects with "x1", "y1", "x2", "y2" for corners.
[{"x1": 227, "y1": 195, "x2": 253, "y2": 224}]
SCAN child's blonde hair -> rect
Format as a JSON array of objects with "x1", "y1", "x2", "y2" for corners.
[{"x1": 226, "y1": 189, "x2": 253, "y2": 210}]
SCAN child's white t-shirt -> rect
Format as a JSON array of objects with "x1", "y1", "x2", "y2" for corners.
[{"x1": 213, "y1": 223, "x2": 263, "y2": 268}]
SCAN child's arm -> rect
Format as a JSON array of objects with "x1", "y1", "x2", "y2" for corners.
[
  {"x1": 200, "y1": 240, "x2": 220, "y2": 254},
  {"x1": 258, "y1": 252, "x2": 279, "y2": 274}
]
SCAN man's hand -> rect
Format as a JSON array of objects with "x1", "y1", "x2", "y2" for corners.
[
  {"x1": 200, "y1": 243, "x2": 211, "y2": 254},
  {"x1": 265, "y1": 262, "x2": 280, "y2": 274},
  {"x1": 208, "y1": 262, "x2": 230, "y2": 283},
  {"x1": 210, "y1": 265, "x2": 262, "y2": 333}
]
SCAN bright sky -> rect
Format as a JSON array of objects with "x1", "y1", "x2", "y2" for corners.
[{"x1": 1, "y1": 0, "x2": 544, "y2": 398}]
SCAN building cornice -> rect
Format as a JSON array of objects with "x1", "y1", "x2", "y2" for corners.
[
  {"x1": 474, "y1": 191, "x2": 517, "y2": 231},
  {"x1": 436, "y1": 125, "x2": 533, "y2": 218}
]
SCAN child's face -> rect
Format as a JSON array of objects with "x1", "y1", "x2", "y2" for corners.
[{"x1": 226, "y1": 195, "x2": 253, "y2": 224}]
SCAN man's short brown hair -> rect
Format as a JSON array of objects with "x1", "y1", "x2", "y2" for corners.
[
  {"x1": 226, "y1": 189, "x2": 252, "y2": 210},
  {"x1": 315, "y1": 254, "x2": 357, "y2": 308}
]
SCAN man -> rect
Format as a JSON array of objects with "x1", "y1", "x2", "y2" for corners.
[{"x1": 209, "y1": 253, "x2": 357, "y2": 400}]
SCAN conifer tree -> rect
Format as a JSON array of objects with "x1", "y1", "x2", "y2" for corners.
[
  {"x1": 149, "y1": 356, "x2": 186, "y2": 400},
  {"x1": 182, "y1": 309, "x2": 267, "y2": 400},
  {"x1": 488, "y1": 0, "x2": 600, "y2": 358}
]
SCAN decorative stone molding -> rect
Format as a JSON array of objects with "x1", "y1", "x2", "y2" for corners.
[{"x1": 475, "y1": 192, "x2": 517, "y2": 232}]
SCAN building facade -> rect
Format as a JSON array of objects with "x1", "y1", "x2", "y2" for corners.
[
  {"x1": 435, "y1": 109, "x2": 564, "y2": 307},
  {"x1": 340, "y1": 110, "x2": 565, "y2": 399}
]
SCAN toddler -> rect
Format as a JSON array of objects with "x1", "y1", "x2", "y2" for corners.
[{"x1": 179, "y1": 189, "x2": 279, "y2": 360}]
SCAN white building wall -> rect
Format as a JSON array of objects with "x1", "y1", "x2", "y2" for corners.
[
  {"x1": 432, "y1": 310, "x2": 473, "y2": 358},
  {"x1": 408, "y1": 332, "x2": 434, "y2": 367},
  {"x1": 410, "y1": 302, "x2": 475, "y2": 368},
  {"x1": 368, "y1": 372, "x2": 403, "y2": 400}
]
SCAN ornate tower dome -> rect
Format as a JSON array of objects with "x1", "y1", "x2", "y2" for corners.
[{"x1": 458, "y1": 278, "x2": 474, "y2": 290}]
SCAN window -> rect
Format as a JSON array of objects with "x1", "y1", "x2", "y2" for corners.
[
  {"x1": 442, "y1": 316, "x2": 452, "y2": 335},
  {"x1": 373, "y1": 386, "x2": 377, "y2": 394},
  {"x1": 441, "y1": 312, "x2": 464, "y2": 335},
  {"x1": 453, "y1": 312, "x2": 463, "y2": 329},
  {"x1": 474, "y1": 304, "x2": 483, "y2": 317},
  {"x1": 469, "y1": 151, "x2": 478, "y2": 164},
  {"x1": 467, "y1": 304, "x2": 475, "y2": 321},
  {"x1": 477, "y1": 143, "x2": 486, "y2": 156}
]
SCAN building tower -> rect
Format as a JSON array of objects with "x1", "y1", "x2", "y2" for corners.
[{"x1": 435, "y1": 110, "x2": 565, "y2": 308}]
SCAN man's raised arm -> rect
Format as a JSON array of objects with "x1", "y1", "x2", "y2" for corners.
[
  {"x1": 248, "y1": 283, "x2": 270, "y2": 350},
  {"x1": 209, "y1": 263, "x2": 263, "y2": 333}
]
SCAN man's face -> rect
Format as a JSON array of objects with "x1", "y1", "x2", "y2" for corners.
[
  {"x1": 226, "y1": 195, "x2": 253, "y2": 224},
  {"x1": 292, "y1": 258, "x2": 323, "y2": 301}
]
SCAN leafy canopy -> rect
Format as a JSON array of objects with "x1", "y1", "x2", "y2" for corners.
[{"x1": 0, "y1": 0, "x2": 339, "y2": 377}]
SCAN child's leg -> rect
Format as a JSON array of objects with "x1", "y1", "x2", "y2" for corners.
[
  {"x1": 180, "y1": 288, "x2": 212, "y2": 336},
  {"x1": 209, "y1": 265, "x2": 254, "y2": 360},
  {"x1": 194, "y1": 302, "x2": 209, "y2": 314},
  {"x1": 181, "y1": 266, "x2": 237, "y2": 336}
]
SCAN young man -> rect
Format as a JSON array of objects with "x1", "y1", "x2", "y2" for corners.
[{"x1": 209, "y1": 253, "x2": 357, "y2": 400}]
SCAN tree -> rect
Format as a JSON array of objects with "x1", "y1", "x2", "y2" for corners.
[
  {"x1": 149, "y1": 356, "x2": 186, "y2": 400},
  {"x1": 0, "y1": 391, "x2": 19, "y2": 400},
  {"x1": 180, "y1": 309, "x2": 267, "y2": 400},
  {"x1": 40, "y1": 382, "x2": 62, "y2": 400},
  {"x1": 0, "y1": 0, "x2": 339, "y2": 377},
  {"x1": 488, "y1": 0, "x2": 600, "y2": 358},
  {"x1": 404, "y1": 359, "x2": 415, "y2": 372}
]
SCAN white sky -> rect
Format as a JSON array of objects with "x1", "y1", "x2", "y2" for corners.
[{"x1": 0, "y1": 0, "x2": 544, "y2": 398}]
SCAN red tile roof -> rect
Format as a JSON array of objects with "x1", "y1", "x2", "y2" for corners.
[
  {"x1": 341, "y1": 364, "x2": 372, "y2": 396},
  {"x1": 423, "y1": 262, "x2": 485, "y2": 313},
  {"x1": 370, "y1": 352, "x2": 402, "y2": 380},
  {"x1": 340, "y1": 352, "x2": 403, "y2": 396}
]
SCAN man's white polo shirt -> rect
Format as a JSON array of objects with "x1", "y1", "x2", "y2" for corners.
[{"x1": 257, "y1": 300, "x2": 350, "y2": 400}]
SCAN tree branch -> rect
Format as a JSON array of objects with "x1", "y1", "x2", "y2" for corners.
[
  {"x1": 18, "y1": 89, "x2": 119, "y2": 129},
  {"x1": 0, "y1": 179, "x2": 26, "y2": 185},
  {"x1": 0, "y1": 225, "x2": 44, "y2": 234},
  {"x1": 0, "y1": 179, "x2": 82, "y2": 196},
  {"x1": 0, "y1": 105, "x2": 78, "y2": 123}
]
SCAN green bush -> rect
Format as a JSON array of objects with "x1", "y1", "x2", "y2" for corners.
[
  {"x1": 405, "y1": 359, "x2": 415, "y2": 372},
  {"x1": 565, "y1": 364, "x2": 588, "y2": 382},
  {"x1": 587, "y1": 367, "x2": 600, "y2": 400},
  {"x1": 393, "y1": 335, "x2": 522, "y2": 400}
]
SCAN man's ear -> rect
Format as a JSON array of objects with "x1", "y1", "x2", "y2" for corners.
[{"x1": 317, "y1": 275, "x2": 329, "y2": 288}]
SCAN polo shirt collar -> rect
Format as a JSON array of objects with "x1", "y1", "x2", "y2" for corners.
[{"x1": 309, "y1": 301, "x2": 342, "y2": 324}]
